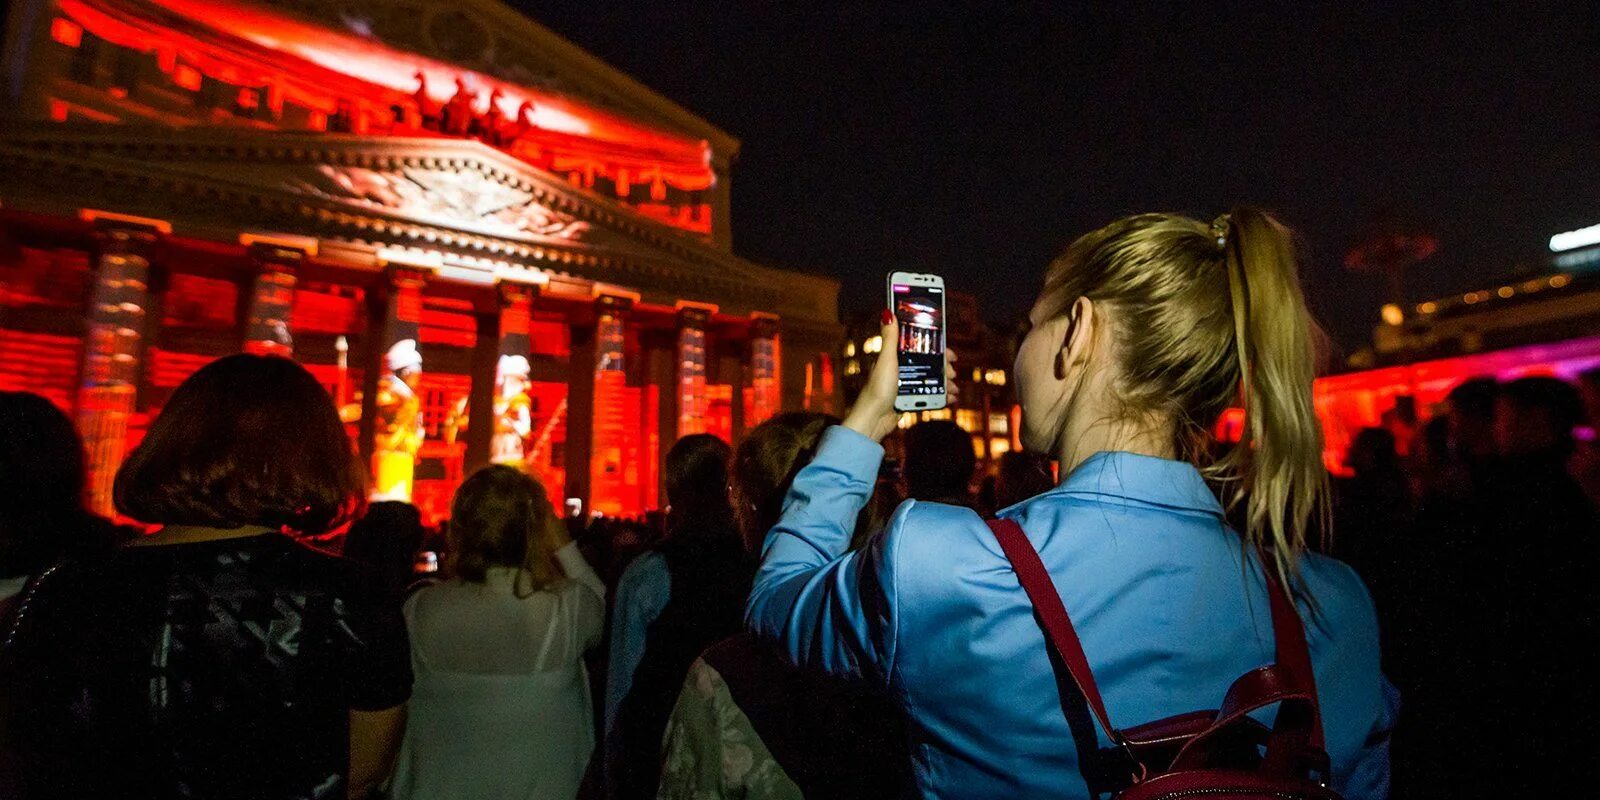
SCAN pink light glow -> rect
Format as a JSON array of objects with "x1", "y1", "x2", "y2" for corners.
[{"x1": 1313, "y1": 333, "x2": 1600, "y2": 472}]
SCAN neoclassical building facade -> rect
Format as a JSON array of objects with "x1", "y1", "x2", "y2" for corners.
[{"x1": 0, "y1": 0, "x2": 842, "y2": 520}]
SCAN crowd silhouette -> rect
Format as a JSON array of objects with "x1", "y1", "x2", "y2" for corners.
[{"x1": 1, "y1": 211, "x2": 1596, "y2": 800}]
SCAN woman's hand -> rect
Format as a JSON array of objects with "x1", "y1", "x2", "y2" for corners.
[{"x1": 842, "y1": 315, "x2": 957, "y2": 443}]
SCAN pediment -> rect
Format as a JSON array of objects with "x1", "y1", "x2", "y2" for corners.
[{"x1": 0, "y1": 126, "x2": 773, "y2": 306}]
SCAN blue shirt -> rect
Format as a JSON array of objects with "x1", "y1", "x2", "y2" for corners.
[
  {"x1": 603, "y1": 551, "x2": 670, "y2": 794},
  {"x1": 746, "y1": 426, "x2": 1396, "y2": 799}
]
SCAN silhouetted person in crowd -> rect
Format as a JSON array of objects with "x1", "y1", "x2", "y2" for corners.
[
  {"x1": 0, "y1": 355, "x2": 410, "y2": 800},
  {"x1": 994, "y1": 450, "x2": 1055, "y2": 511},
  {"x1": 606, "y1": 434, "x2": 749, "y2": 798},
  {"x1": 657, "y1": 413, "x2": 910, "y2": 799},
  {"x1": 1479, "y1": 376, "x2": 1597, "y2": 791},
  {"x1": 0, "y1": 392, "x2": 125, "y2": 613},
  {"x1": 1394, "y1": 375, "x2": 1597, "y2": 798},
  {"x1": 390, "y1": 465, "x2": 605, "y2": 800},
  {"x1": 1332, "y1": 427, "x2": 1411, "y2": 589},
  {"x1": 1446, "y1": 376, "x2": 1499, "y2": 482},
  {"x1": 902, "y1": 419, "x2": 976, "y2": 506},
  {"x1": 343, "y1": 500, "x2": 427, "y2": 604}
]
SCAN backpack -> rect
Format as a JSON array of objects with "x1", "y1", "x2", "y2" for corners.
[{"x1": 986, "y1": 519, "x2": 1341, "y2": 800}]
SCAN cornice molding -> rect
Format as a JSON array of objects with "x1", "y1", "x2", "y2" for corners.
[{"x1": 0, "y1": 126, "x2": 816, "y2": 315}]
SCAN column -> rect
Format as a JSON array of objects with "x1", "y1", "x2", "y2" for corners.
[
  {"x1": 77, "y1": 214, "x2": 164, "y2": 515},
  {"x1": 461, "y1": 305, "x2": 499, "y2": 474},
  {"x1": 644, "y1": 328, "x2": 678, "y2": 505},
  {"x1": 747, "y1": 312, "x2": 781, "y2": 427},
  {"x1": 717, "y1": 340, "x2": 745, "y2": 444},
  {"x1": 565, "y1": 318, "x2": 596, "y2": 513},
  {"x1": 589, "y1": 293, "x2": 631, "y2": 517},
  {"x1": 239, "y1": 234, "x2": 313, "y2": 356},
  {"x1": 565, "y1": 293, "x2": 633, "y2": 516},
  {"x1": 367, "y1": 265, "x2": 428, "y2": 502},
  {"x1": 676, "y1": 303, "x2": 714, "y2": 437}
]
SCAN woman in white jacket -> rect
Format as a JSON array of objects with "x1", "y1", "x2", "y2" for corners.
[{"x1": 391, "y1": 465, "x2": 606, "y2": 800}]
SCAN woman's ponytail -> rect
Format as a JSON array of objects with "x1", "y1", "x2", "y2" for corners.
[
  {"x1": 1038, "y1": 208, "x2": 1330, "y2": 588},
  {"x1": 1216, "y1": 207, "x2": 1329, "y2": 584}
]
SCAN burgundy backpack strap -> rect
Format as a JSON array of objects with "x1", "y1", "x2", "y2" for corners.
[
  {"x1": 1263, "y1": 564, "x2": 1325, "y2": 751},
  {"x1": 986, "y1": 518, "x2": 1123, "y2": 745}
]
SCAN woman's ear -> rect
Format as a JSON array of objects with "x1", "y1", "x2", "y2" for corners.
[{"x1": 1056, "y1": 297, "x2": 1096, "y2": 378}]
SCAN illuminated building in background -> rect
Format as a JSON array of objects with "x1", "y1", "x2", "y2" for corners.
[
  {"x1": 0, "y1": 0, "x2": 842, "y2": 520},
  {"x1": 1310, "y1": 247, "x2": 1600, "y2": 474}
]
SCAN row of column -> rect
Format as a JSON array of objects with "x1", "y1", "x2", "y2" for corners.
[{"x1": 70, "y1": 215, "x2": 781, "y2": 517}]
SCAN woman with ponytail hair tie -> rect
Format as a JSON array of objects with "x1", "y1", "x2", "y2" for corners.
[{"x1": 746, "y1": 209, "x2": 1396, "y2": 798}]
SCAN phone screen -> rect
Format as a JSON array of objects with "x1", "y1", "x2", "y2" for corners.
[{"x1": 892, "y1": 281, "x2": 945, "y2": 398}]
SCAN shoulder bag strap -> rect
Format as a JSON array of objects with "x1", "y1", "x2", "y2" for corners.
[
  {"x1": 986, "y1": 518, "x2": 1122, "y2": 744},
  {"x1": 989, "y1": 518, "x2": 1327, "y2": 754},
  {"x1": 1262, "y1": 562, "x2": 1326, "y2": 751}
]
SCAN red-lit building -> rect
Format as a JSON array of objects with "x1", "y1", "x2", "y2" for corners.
[
  {"x1": 1308, "y1": 263, "x2": 1600, "y2": 473},
  {"x1": 0, "y1": 0, "x2": 843, "y2": 521}
]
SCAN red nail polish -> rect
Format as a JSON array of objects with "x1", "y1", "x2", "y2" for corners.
[{"x1": 880, "y1": 309, "x2": 894, "y2": 325}]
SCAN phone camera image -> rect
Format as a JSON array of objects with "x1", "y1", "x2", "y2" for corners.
[{"x1": 892, "y1": 281, "x2": 945, "y2": 401}]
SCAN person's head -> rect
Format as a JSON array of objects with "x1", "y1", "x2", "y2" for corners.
[
  {"x1": 1495, "y1": 376, "x2": 1584, "y2": 460},
  {"x1": 1346, "y1": 427, "x2": 1400, "y2": 478},
  {"x1": 996, "y1": 450, "x2": 1055, "y2": 510},
  {"x1": 1013, "y1": 208, "x2": 1328, "y2": 579},
  {"x1": 731, "y1": 411, "x2": 838, "y2": 547},
  {"x1": 1417, "y1": 415, "x2": 1452, "y2": 472},
  {"x1": 497, "y1": 354, "x2": 530, "y2": 398},
  {"x1": 1446, "y1": 377, "x2": 1499, "y2": 459},
  {"x1": 446, "y1": 465, "x2": 563, "y2": 595},
  {"x1": 385, "y1": 338, "x2": 422, "y2": 383},
  {"x1": 902, "y1": 420, "x2": 977, "y2": 504},
  {"x1": 0, "y1": 392, "x2": 92, "y2": 577},
  {"x1": 343, "y1": 501, "x2": 425, "y2": 597},
  {"x1": 664, "y1": 433, "x2": 734, "y2": 523},
  {"x1": 114, "y1": 354, "x2": 364, "y2": 535}
]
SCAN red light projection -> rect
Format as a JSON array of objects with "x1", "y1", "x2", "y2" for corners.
[
  {"x1": 50, "y1": 17, "x2": 83, "y2": 47},
  {"x1": 0, "y1": 330, "x2": 81, "y2": 414},
  {"x1": 1255, "y1": 334, "x2": 1600, "y2": 475},
  {"x1": 525, "y1": 380, "x2": 569, "y2": 496},
  {"x1": 52, "y1": 0, "x2": 717, "y2": 236}
]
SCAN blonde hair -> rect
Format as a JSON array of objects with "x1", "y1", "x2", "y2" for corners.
[
  {"x1": 1037, "y1": 208, "x2": 1328, "y2": 586},
  {"x1": 447, "y1": 465, "x2": 564, "y2": 597}
]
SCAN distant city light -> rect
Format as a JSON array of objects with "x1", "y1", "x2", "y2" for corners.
[
  {"x1": 1380, "y1": 303, "x2": 1404, "y2": 326},
  {"x1": 864, "y1": 335, "x2": 882, "y2": 354},
  {"x1": 1549, "y1": 223, "x2": 1600, "y2": 252}
]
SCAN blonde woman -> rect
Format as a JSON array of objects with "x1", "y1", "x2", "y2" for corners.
[
  {"x1": 391, "y1": 466, "x2": 605, "y2": 800},
  {"x1": 746, "y1": 209, "x2": 1396, "y2": 798}
]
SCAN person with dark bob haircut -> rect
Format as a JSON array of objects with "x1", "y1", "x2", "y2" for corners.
[
  {"x1": 1, "y1": 354, "x2": 411, "y2": 800},
  {"x1": 113, "y1": 353, "x2": 367, "y2": 535}
]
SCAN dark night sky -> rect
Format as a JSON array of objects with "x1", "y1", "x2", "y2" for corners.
[{"x1": 515, "y1": 1, "x2": 1600, "y2": 352}]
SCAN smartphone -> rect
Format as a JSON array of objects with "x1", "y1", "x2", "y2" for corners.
[{"x1": 887, "y1": 271, "x2": 947, "y2": 411}]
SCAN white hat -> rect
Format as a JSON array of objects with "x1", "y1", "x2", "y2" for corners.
[
  {"x1": 497, "y1": 354, "x2": 531, "y2": 379},
  {"x1": 385, "y1": 338, "x2": 422, "y2": 372}
]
